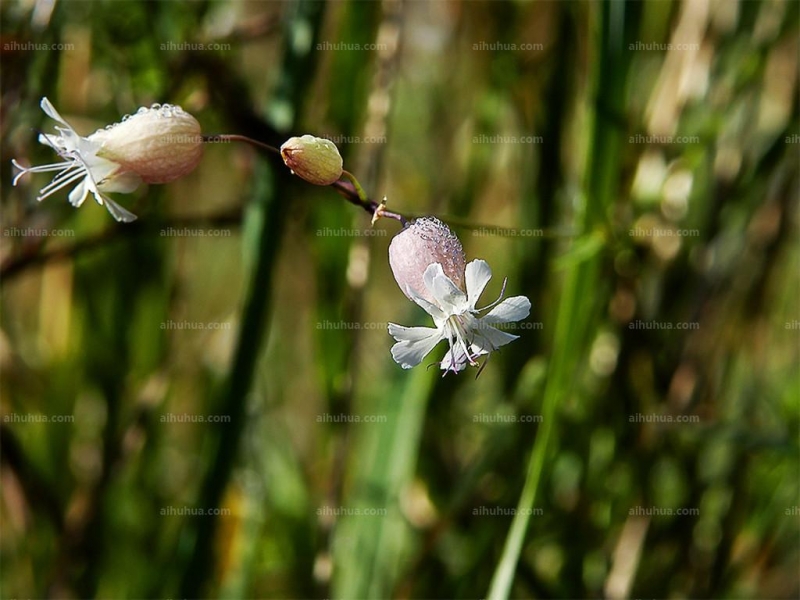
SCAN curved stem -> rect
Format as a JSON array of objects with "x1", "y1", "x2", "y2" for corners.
[
  {"x1": 204, "y1": 133, "x2": 280, "y2": 155},
  {"x1": 340, "y1": 169, "x2": 369, "y2": 206},
  {"x1": 211, "y1": 134, "x2": 408, "y2": 226}
]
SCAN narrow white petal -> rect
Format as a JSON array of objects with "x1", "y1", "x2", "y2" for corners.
[
  {"x1": 388, "y1": 323, "x2": 441, "y2": 342},
  {"x1": 388, "y1": 323, "x2": 444, "y2": 369},
  {"x1": 432, "y1": 272, "x2": 467, "y2": 311},
  {"x1": 482, "y1": 296, "x2": 531, "y2": 324},
  {"x1": 465, "y1": 259, "x2": 492, "y2": 308},
  {"x1": 440, "y1": 343, "x2": 488, "y2": 373},
  {"x1": 97, "y1": 193, "x2": 137, "y2": 222},
  {"x1": 423, "y1": 263, "x2": 466, "y2": 311},
  {"x1": 37, "y1": 133, "x2": 63, "y2": 150},
  {"x1": 422, "y1": 263, "x2": 445, "y2": 293},
  {"x1": 405, "y1": 285, "x2": 447, "y2": 321},
  {"x1": 472, "y1": 323, "x2": 519, "y2": 351},
  {"x1": 40, "y1": 97, "x2": 71, "y2": 127},
  {"x1": 439, "y1": 344, "x2": 470, "y2": 372},
  {"x1": 68, "y1": 179, "x2": 89, "y2": 207}
]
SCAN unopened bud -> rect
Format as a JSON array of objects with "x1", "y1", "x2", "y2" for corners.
[
  {"x1": 280, "y1": 135, "x2": 343, "y2": 186},
  {"x1": 89, "y1": 103, "x2": 203, "y2": 184},
  {"x1": 388, "y1": 217, "x2": 466, "y2": 304}
]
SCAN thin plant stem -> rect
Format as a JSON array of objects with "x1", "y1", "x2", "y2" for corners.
[
  {"x1": 204, "y1": 133, "x2": 280, "y2": 155},
  {"x1": 341, "y1": 169, "x2": 369, "y2": 205},
  {"x1": 209, "y1": 134, "x2": 407, "y2": 226}
]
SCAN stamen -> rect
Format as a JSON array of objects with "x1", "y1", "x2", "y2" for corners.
[
  {"x1": 448, "y1": 316, "x2": 481, "y2": 371},
  {"x1": 37, "y1": 161, "x2": 82, "y2": 190},
  {"x1": 37, "y1": 167, "x2": 86, "y2": 200},
  {"x1": 12, "y1": 159, "x2": 77, "y2": 179}
]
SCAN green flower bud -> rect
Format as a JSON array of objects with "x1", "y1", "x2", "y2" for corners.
[{"x1": 280, "y1": 135, "x2": 343, "y2": 186}]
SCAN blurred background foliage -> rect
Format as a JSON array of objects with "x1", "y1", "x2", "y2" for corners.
[{"x1": 1, "y1": 0, "x2": 798, "y2": 599}]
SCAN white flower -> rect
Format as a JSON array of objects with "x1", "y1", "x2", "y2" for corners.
[
  {"x1": 12, "y1": 97, "x2": 203, "y2": 223},
  {"x1": 388, "y1": 259, "x2": 531, "y2": 375}
]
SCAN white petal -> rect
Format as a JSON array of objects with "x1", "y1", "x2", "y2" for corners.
[
  {"x1": 74, "y1": 134, "x2": 106, "y2": 160},
  {"x1": 439, "y1": 344, "x2": 470, "y2": 372},
  {"x1": 37, "y1": 133, "x2": 63, "y2": 150},
  {"x1": 482, "y1": 296, "x2": 531, "y2": 324},
  {"x1": 465, "y1": 259, "x2": 492, "y2": 309},
  {"x1": 388, "y1": 323, "x2": 444, "y2": 369},
  {"x1": 472, "y1": 323, "x2": 519, "y2": 351},
  {"x1": 40, "y1": 97, "x2": 71, "y2": 127},
  {"x1": 423, "y1": 263, "x2": 466, "y2": 311},
  {"x1": 68, "y1": 179, "x2": 89, "y2": 207},
  {"x1": 422, "y1": 262, "x2": 444, "y2": 292},
  {"x1": 98, "y1": 171, "x2": 142, "y2": 194},
  {"x1": 95, "y1": 192, "x2": 137, "y2": 222},
  {"x1": 406, "y1": 285, "x2": 446, "y2": 322},
  {"x1": 439, "y1": 342, "x2": 488, "y2": 373}
]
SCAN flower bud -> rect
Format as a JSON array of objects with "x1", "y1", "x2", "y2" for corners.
[
  {"x1": 280, "y1": 135, "x2": 343, "y2": 185},
  {"x1": 89, "y1": 103, "x2": 204, "y2": 184},
  {"x1": 388, "y1": 217, "x2": 466, "y2": 304}
]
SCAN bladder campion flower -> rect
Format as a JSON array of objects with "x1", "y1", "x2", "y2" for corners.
[
  {"x1": 12, "y1": 97, "x2": 203, "y2": 222},
  {"x1": 388, "y1": 217, "x2": 466, "y2": 304},
  {"x1": 387, "y1": 218, "x2": 531, "y2": 375}
]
